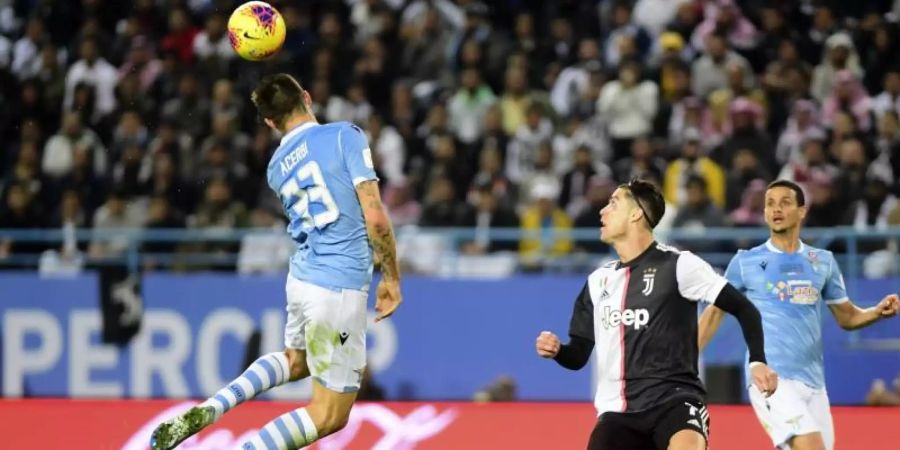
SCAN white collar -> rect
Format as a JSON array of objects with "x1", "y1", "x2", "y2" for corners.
[
  {"x1": 765, "y1": 239, "x2": 806, "y2": 254},
  {"x1": 280, "y1": 121, "x2": 317, "y2": 145}
]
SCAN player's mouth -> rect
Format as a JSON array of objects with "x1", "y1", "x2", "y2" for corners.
[{"x1": 772, "y1": 217, "x2": 784, "y2": 224}]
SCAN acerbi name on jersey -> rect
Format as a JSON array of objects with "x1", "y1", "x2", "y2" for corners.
[{"x1": 599, "y1": 306, "x2": 650, "y2": 330}]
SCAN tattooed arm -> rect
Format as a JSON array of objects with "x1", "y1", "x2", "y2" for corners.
[{"x1": 355, "y1": 180, "x2": 402, "y2": 321}]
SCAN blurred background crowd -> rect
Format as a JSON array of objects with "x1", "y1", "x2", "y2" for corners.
[{"x1": 2, "y1": 0, "x2": 900, "y2": 272}]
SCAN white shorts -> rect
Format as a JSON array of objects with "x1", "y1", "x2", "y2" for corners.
[
  {"x1": 284, "y1": 276, "x2": 368, "y2": 393},
  {"x1": 748, "y1": 378, "x2": 834, "y2": 450}
]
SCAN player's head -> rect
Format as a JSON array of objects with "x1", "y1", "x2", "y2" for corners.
[
  {"x1": 765, "y1": 179, "x2": 807, "y2": 234},
  {"x1": 600, "y1": 178, "x2": 665, "y2": 243},
  {"x1": 251, "y1": 73, "x2": 313, "y2": 133}
]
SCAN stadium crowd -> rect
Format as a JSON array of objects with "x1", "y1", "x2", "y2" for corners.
[{"x1": 1, "y1": 0, "x2": 900, "y2": 268}]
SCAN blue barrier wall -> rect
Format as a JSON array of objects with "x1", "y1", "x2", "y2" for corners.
[{"x1": 1, "y1": 272, "x2": 898, "y2": 404}]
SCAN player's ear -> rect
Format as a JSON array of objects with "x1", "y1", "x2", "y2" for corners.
[
  {"x1": 302, "y1": 89, "x2": 313, "y2": 110},
  {"x1": 798, "y1": 204, "x2": 808, "y2": 222},
  {"x1": 263, "y1": 118, "x2": 276, "y2": 130}
]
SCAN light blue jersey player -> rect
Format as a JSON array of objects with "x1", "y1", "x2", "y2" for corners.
[
  {"x1": 151, "y1": 74, "x2": 402, "y2": 450},
  {"x1": 699, "y1": 180, "x2": 898, "y2": 450}
]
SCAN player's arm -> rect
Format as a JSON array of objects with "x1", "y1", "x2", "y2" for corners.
[
  {"x1": 678, "y1": 252, "x2": 777, "y2": 395},
  {"x1": 828, "y1": 299, "x2": 899, "y2": 330},
  {"x1": 536, "y1": 282, "x2": 595, "y2": 370},
  {"x1": 698, "y1": 254, "x2": 744, "y2": 350},
  {"x1": 356, "y1": 180, "x2": 400, "y2": 282},
  {"x1": 820, "y1": 254, "x2": 899, "y2": 329}
]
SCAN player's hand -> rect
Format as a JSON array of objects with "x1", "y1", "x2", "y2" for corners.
[
  {"x1": 374, "y1": 278, "x2": 402, "y2": 322},
  {"x1": 536, "y1": 331, "x2": 561, "y2": 358},
  {"x1": 875, "y1": 294, "x2": 900, "y2": 318},
  {"x1": 750, "y1": 363, "x2": 778, "y2": 397}
]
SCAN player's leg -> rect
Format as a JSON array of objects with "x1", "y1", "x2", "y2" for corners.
[
  {"x1": 587, "y1": 413, "x2": 656, "y2": 450},
  {"x1": 149, "y1": 277, "x2": 310, "y2": 450},
  {"x1": 241, "y1": 282, "x2": 368, "y2": 449},
  {"x1": 807, "y1": 388, "x2": 835, "y2": 450},
  {"x1": 749, "y1": 378, "x2": 823, "y2": 450},
  {"x1": 651, "y1": 399, "x2": 709, "y2": 450}
]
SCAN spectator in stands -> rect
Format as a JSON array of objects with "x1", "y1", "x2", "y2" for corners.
[
  {"x1": 469, "y1": 146, "x2": 515, "y2": 209},
  {"x1": 55, "y1": 142, "x2": 107, "y2": 215},
  {"x1": 4, "y1": 140, "x2": 46, "y2": 206},
  {"x1": 188, "y1": 177, "x2": 248, "y2": 261},
  {"x1": 0, "y1": 183, "x2": 44, "y2": 260},
  {"x1": 193, "y1": 12, "x2": 232, "y2": 62},
  {"x1": 728, "y1": 178, "x2": 766, "y2": 228},
  {"x1": 448, "y1": 67, "x2": 496, "y2": 147},
  {"x1": 209, "y1": 79, "x2": 244, "y2": 130},
  {"x1": 461, "y1": 186, "x2": 518, "y2": 254},
  {"x1": 366, "y1": 113, "x2": 406, "y2": 185},
  {"x1": 663, "y1": 128, "x2": 726, "y2": 209},
  {"x1": 776, "y1": 100, "x2": 824, "y2": 165},
  {"x1": 691, "y1": 32, "x2": 753, "y2": 98},
  {"x1": 161, "y1": 72, "x2": 210, "y2": 140},
  {"x1": 50, "y1": 189, "x2": 88, "y2": 232},
  {"x1": 707, "y1": 62, "x2": 767, "y2": 137},
  {"x1": 88, "y1": 188, "x2": 144, "y2": 259},
  {"x1": 42, "y1": 111, "x2": 107, "y2": 180},
  {"x1": 196, "y1": 140, "x2": 249, "y2": 204},
  {"x1": 111, "y1": 142, "x2": 148, "y2": 198},
  {"x1": 598, "y1": 59, "x2": 658, "y2": 161},
  {"x1": 667, "y1": 96, "x2": 720, "y2": 151},
  {"x1": 672, "y1": 175, "x2": 727, "y2": 253},
  {"x1": 141, "y1": 195, "x2": 186, "y2": 271},
  {"x1": 11, "y1": 17, "x2": 46, "y2": 80},
  {"x1": 160, "y1": 8, "x2": 198, "y2": 63},
  {"x1": 811, "y1": 32, "x2": 862, "y2": 102},
  {"x1": 573, "y1": 176, "x2": 614, "y2": 254},
  {"x1": 560, "y1": 145, "x2": 611, "y2": 218},
  {"x1": 603, "y1": 2, "x2": 651, "y2": 69},
  {"x1": 822, "y1": 70, "x2": 872, "y2": 132},
  {"x1": 64, "y1": 37, "x2": 118, "y2": 119},
  {"x1": 691, "y1": 0, "x2": 759, "y2": 53},
  {"x1": 872, "y1": 68, "x2": 900, "y2": 119},
  {"x1": 519, "y1": 180, "x2": 572, "y2": 269},
  {"x1": 612, "y1": 136, "x2": 666, "y2": 184},
  {"x1": 852, "y1": 176, "x2": 897, "y2": 231},
  {"x1": 144, "y1": 151, "x2": 190, "y2": 216},
  {"x1": 111, "y1": 110, "x2": 150, "y2": 159},
  {"x1": 202, "y1": 112, "x2": 251, "y2": 164},
  {"x1": 551, "y1": 38, "x2": 601, "y2": 118},
  {"x1": 833, "y1": 137, "x2": 870, "y2": 211},
  {"x1": 428, "y1": 134, "x2": 471, "y2": 199},
  {"x1": 419, "y1": 175, "x2": 470, "y2": 227},
  {"x1": 762, "y1": 39, "x2": 813, "y2": 128},
  {"x1": 805, "y1": 173, "x2": 844, "y2": 228},
  {"x1": 506, "y1": 104, "x2": 553, "y2": 184},
  {"x1": 633, "y1": 0, "x2": 686, "y2": 37},
  {"x1": 499, "y1": 66, "x2": 539, "y2": 137},
  {"x1": 861, "y1": 23, "x2": 899, "y2": 95},
  {"x1": 726, "y1": 148, "x2": 773, "y2": 212},
  {"x1": 119, "y1": 36, "x2": 161, "y2": 94},
  {"x1": 715, "y1": 97, "x2": 775, "y2": 173},
  {"x1": 383, "y1": 180, "x2": 421, "y2": 227},
  {"x1": 326, "y1": 81, "x2": 373, "y2": 125}
]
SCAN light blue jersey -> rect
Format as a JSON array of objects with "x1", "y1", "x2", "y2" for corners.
[
  {"x1": 725, "y1": 240, "x2": 849, "y2": 389},
  {"x1": 267, "y1": 121, "x2": 377, "y2": 290}
]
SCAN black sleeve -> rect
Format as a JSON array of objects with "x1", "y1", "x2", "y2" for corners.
[
  {"x1": 553, "y1": 282, "x2": 596, "y2": 371},
  {"x1": 554, "y1": 335, "x2": 595, "y2": 370},
  {"x1": 714, "y1": 283, "x2": 767, "y2": 364}
]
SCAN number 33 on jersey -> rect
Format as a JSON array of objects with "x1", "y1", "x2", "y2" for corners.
[{"x1": 266, "y1": 121, "x2": 378, "y2": 291}]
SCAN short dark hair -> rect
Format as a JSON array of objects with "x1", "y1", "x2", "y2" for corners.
[
  {"x1": 621, "y1": 177, "x2": 666, "y2": 229},
  {"x1": 251, "y1": 74, "x2": 307, "y2": 130},
  {"x1": 767, "y1": 179, "x2": 806, "y2": 206}
]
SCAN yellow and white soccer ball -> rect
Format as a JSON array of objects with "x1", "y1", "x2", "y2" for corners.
[{"x1": 227, "y1": 1, "x2": 286, "y2": 61}]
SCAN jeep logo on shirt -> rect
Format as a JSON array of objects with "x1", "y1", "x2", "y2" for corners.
[{"x1": 599, "y1": 305, "x2": 650, "y2": 330}]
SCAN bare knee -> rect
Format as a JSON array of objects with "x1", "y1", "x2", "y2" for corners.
[
  {"x1": 283, "y1": 349, "x2": 308, "y2": 381},
  {"x1": 306, "y1": 403, "x2": 350, "y2": 436},
  {"x1": 668, "y1": 430, "x2": 706, "y2": 450}
]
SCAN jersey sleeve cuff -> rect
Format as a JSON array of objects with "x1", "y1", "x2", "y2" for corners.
[
  {"x1": 705, "y1": 278, "x2": 729, "y2": 304},
  {"x1": 824, "y1": 297, "x2": 849, "y2": 305},
  {"x1": 353, "y1": 176, "x2": 378, "y2": 187}
]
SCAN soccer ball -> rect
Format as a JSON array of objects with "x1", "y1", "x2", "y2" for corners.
[{"x1": 227, "y1": 1, "x2": 286, "y2": 61}]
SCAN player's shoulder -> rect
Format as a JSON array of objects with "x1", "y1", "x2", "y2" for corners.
[
  {"x1": 320, "y1": 121, "x2": 365, "y2": 136},
  {"x1": 801, "y1": 243, "x2": 837, "y2": 265}
]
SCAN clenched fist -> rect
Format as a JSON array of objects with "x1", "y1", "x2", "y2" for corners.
[
  {"x1": 750, "y1": 362, "x2": 779, "y2": 398},
  {"x1": 876, "y1": 294, "x2": 899, "y2": 318},
  {"x1": 536, "y1": 331, "x2": 561, "y2": 358}
]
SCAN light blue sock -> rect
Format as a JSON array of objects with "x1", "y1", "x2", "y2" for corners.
[
  {"x1": 202, "y1": 352, "x2": 290, "y2": 420},
  {"x1": 242, "y1": 407, "x2": 319, "y2": 450}
]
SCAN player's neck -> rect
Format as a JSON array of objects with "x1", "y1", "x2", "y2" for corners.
[
  {"x1": 614, "y1": 230, "x2": 655, "y2": 265},
  {"x1": 281, "y1": 113, "x2": 317, "y2": 135},
  {"x1": 769, "y1": 231, "x2": 802, "y2": 253}
]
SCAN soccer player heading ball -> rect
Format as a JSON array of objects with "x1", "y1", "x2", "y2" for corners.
[
  {"x1": 150, "y1": 73, "x2": 402, "y2": 449},
  {"x1": 536, "y1": 178, "x2": 778, "y2": 450},
  {"x1": 699, "y1": 180, "x2": 899, "y2": 450}
]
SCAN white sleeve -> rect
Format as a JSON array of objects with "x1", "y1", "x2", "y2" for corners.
[{"x1": 676, "y1": 251, "x2": 728, "y2": 304}]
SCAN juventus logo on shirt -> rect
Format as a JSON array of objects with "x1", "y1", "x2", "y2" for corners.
[{"x1": 642, "y1": 268, "x2": 657, "y2": 296}]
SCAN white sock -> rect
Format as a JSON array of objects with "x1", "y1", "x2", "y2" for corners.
[
  {"x1": 201, "y1": 352, "x2": 290, "y2": 420},
  {"x1": 242, "y1": 407, "x2": 319, "y2": 450}
]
